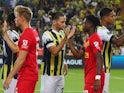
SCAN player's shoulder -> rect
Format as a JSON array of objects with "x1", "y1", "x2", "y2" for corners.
[
  {"x1": 7, "y1": 30, "x2": 13, "y2": 37},
  {"x1": 42, "y1": 30, "x2": 52, "y2": 39},
  {"x1": 97, "y1": 26, "x2": 108, "y2": 31},
  {"x1": 43, "y1": 30, "x2": 51, "y2": 36},
  {"x1": 91, "y1": 32, "x2": 100, "y2": 39},
  {"x1": 97, "y1": 26, "x2": 109, "y2": 35},
  {"x1": 12, "y1": 30, "x2": 19, "y2": 36}
]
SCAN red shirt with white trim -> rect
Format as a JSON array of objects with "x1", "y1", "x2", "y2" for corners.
[
  {"x1": 84, "y1": 32, "x2": 104, "y2": 85},
  {"x1": 18, "y1": 27, "x2": 40, "y2": 81}
]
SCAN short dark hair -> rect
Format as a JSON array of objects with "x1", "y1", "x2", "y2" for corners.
[
  {"x1": 100, "y1": 8, "x2": 113, "y2": 18},
  {"x1": 51, "y1": 12, "x2": 65, "y2": 20},
  {"x1": 7, "y1": 13, "x2": 15, "y2": 24},
  {"x1": 85, "y1": 15, "x2": 100, "y2": 28}
]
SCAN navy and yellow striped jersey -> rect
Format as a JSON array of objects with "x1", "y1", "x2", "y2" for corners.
[
  {"x1": 2, "y1": 30, "x2": 19, "y2": 80},
  {"x1": 97, "y1": 26, "x2": 113, "y2": 73},
  {"x1": 41, "y1": 29, "x2": 65, "y2": 76}
]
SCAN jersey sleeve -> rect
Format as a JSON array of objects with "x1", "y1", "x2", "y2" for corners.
[
  {"x1": 97, "y1": 26, "x2": 113, "y2": 42},
  {"x1": 19, "y1": 30, "x2": 32, "y2": 51},
  {"x1": 12, "y1": 30, "x2": 19, "y2": 45},
  {"x1": 90, "y1": 36, "x2": 102, "y2": 54},
  {"x1": 42, "y1": 31, "x2": 54, "y2": 48}
]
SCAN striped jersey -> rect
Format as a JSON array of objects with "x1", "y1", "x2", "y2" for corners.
[
  {"x1": 2, "y1": 30, "x2": 19, "y2": 80},
  {"x1": 97, "y1": 26, "x2": 113, "y2": 73},
  {"x1": 41, "y1": 29, "x2": 65, "y2": 76}
]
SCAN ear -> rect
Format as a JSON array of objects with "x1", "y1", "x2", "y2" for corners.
[
  {"x1": 21, "y1": 15, "x2": 25, "y2": 22},
  {"x1": 52, "y1": 20, "x2": 56, "y2": 25},
  {"x1": 103, "y1": 16, "x2": 108, "y2": 21}
]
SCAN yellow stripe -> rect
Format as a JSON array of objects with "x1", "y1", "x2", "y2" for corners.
[
  {"x1": 46, "y1": 31, "x2": 56, "y2": 76},
  {"x1": 104, "y1": 42, "x2": 110, "y2": 72},
  {"x1": 109, "y1": 50, "x2": 112, "y2": 68},
  {"x1": 50, "y1": 55, "x2": 55, "y2": 76},
  {"x1": 3, "y1": 64, "x2": 8, "y2": 80},
  {"x1": 56, "y1": 34, "x2": 62, "y2": 75}
]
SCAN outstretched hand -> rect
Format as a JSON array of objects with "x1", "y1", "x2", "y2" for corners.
[
  {"x1": 65, "y1": 25, "x2": 71, "y2": 38},
  {"x1": 67, "y1": 26, "x2": 76, "y2": 39}
]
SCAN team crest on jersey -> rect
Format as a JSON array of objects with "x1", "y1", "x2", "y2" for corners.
[
  {"x1": 21, "y1": 40, "x2": 28, "y2": 49},
  {"x1": 85, "y1": 52, "x2": 89, "y2": 58},
  {"x1": 93, "y1": 41, "x2": 100, "y2": 50}
]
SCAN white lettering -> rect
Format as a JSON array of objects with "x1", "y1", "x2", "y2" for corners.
[{"x1": 66, "y1": 59, "x2": 82, "y2": 65}]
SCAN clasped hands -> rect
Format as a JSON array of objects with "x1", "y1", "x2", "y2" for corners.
[{"x1": 64, "y1": 25, "x2": 76, "y2": 40}]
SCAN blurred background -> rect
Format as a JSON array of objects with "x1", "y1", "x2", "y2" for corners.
[
  {"x1": 0, "y1": 0, "x2": 124, "y2": 55},
  {"x1": 0, "y1": 0, "x2": 124, "y2": 93}
]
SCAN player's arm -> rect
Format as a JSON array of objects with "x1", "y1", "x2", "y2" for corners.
[
  {"x1": 48, "y1": 36, "x2": 68, "y2": 56},
  {"x1": 96, "y1": 52, "x2": 103, "y2": 75},
  {"x1": 97, "y1": 27, "x2": 124, "y2": 46},
  {"x1": 3, "y1": 50, "x2": 27, "y2": 89},
  {"x1": 3, "y1": 31, "x2": 19, "y2": 53},
  {"x1": 68, "y1": 26, "x2": 84, "y2": 59},
  {"x1": 48, "y1": 26, "x2": 70, "y2": 56},
  {"x1": 94, "y1": 51, "x2": 103, "y2": 91},
  {"x1": 48, "y1": 26, "x2": 74, "y2": 56},
  {"x1": 3, "y1": 21, "x2": 19, "y2": 53},
  {"x1": 68, "y1": 39, "x2": 84, "y2": 59},
  {"x1": 63, "y1": 61, "x2": 68, "y2": 76},
  {"x1": 91, "y1": 38, "x2": 103, "y2": 91},
  {"x1": 111, "y1": 35, "x2": 124, "y2": 46}
]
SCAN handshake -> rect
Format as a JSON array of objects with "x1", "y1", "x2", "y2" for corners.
[{"x1": 64, "y1": 25, "x2": 76, "y2": 40}]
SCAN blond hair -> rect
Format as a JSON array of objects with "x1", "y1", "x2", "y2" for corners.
[{"x1": 14, "y1": 5, "x2": 33, "y2": 22}]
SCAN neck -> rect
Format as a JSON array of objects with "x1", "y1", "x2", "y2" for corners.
[
  {"x1": 88, "y1": 28, "x2": 95, "y2": 36},
  {"x1": 52, "y1": 25, "x2": 60, "y2": 32},
  {"x1": 101, "y1": 20, "x2": 109, "y2": 28},
  {"x1": 20, "y1": 22, "x2": 31, "y2": 31}
]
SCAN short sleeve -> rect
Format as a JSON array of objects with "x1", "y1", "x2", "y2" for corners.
[
  {"x1": 19, "y1": 31, "x2": 32, "y2": 51},
  {"x1": 97, "y1": 26, "x2": 113, "y2": 42},
  {"x1": 90, "y1": 36, "x2": 102, "y2": 54},
  {"x1": 42, "y1": 31, "x2": 54, "y2": 48},
  {"x1": 12, "y1": 30, "x2": 19, "y2": 45}
]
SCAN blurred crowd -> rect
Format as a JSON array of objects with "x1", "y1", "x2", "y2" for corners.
[{"x1": 0, "y1": 0, "x2": 124, "y2": 55}]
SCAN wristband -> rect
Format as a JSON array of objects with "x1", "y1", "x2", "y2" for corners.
[{"x1": 95, "y1": 75, "x2": 101, "y2": 80}]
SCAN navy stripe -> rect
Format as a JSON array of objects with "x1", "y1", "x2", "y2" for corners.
[
  {"x1": 54, "y1": 56, "x2": 58, "y2": 75},
  {"x1": 60, "y1": 50, "x2": 64, "y2": 75},
  {"x1": 42, "y1": 29, "x2": 64, "y2": 76},
  {"x1": 45, "y1": 41, "x2": 53, "y2": 46},
  {"x1": 103, "y1": 41, "x2": 112, "y2": 72}
]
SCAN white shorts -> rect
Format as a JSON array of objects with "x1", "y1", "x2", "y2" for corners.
[
  {"x1": 3, "y1": 78, "x2": 17, "y2": 93},
  {"x1": 40, "y1": 75, "x2": 64, "y2": 93},
  {"x1": 102, "y1": 73, "x2": 110, "y2": 93}
]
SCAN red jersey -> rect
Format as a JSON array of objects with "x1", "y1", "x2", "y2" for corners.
[
  {"x1": 18, "y1": 27, "x2": 40, "y2": 81},
  {"x1": 84, "y1": 32, "x2": 104, "y2": 85}
]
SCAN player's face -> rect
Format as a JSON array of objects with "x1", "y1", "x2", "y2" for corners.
[
  {"x1": 55, "y1": 16, "x2": 66, "y2": 30},
  {"x1": 83, "y1": 19, "x2": 93, "y2": 32},
  {"x1": 106, "y1": 11, "x2": 115, "y2": 25},
  {"x1": 14, "y1": 12, "x2": 23, "y2": 28}
]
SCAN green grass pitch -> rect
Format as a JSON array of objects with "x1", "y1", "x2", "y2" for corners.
[{"x1": 0, "y1": 68, "x2": 124, "y2": 93}]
